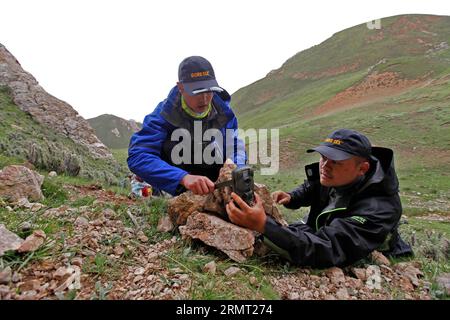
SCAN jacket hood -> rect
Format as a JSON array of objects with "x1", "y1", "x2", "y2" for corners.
[{"x1": 360, "y1": 146, "x2": 399, "y2": 195}]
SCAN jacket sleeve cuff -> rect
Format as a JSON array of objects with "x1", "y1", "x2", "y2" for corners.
[{"x1": 263, "y1": 216, "x2": 283, "y2": 239}]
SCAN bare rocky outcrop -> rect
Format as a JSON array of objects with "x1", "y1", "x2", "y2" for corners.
[
  {"x1": 167, "y1": 160, "x2": 288, "y2": 262},
  {"x1": 0, "y1": 165, "x2": 44, "y2": 202},
  {"x1": 0, "y1": 43, "x2": 111, "y2": 159}
]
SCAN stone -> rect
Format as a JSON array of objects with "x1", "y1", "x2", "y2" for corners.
[
  {"x1": 395, "y1": 262, "x2": 423, "y2": 287},
  {"x1": 365, "y1": 265, "x2": 382, "y2": 290},
  {"x1": 351, "y1": 267, "x2": 367, "y2": 281},
  {"x1": 54, "y1": 266, "x2": 81, "y2": 292},
  {"x1": 179, "y1": 212, "x2": 255, "y2": 262},
  {"x1": 167, "y1": 192, "x2": 206, "y2": 225},
  {"x1": 157, "y1": 216, "x2": 174, "y2": 233},
  {"x1": 0, "y1": 44, "x2": 112, "y2": 160},
  {"x1": 137, "y1": 231, "x2": 148, "y2": 243},
  {"x1": 19, "y1": 221, "x2": 32, "y2": 232},
  {"x1": 224, "y1": 266, "x2": 241, "y2": 277},
  {"x1": 71, "y1": 257, "x2": 83, "y2": 267},
  {"x1": 371, "y1": 250, "x2": 391, "y2": 266},
  {"x1": 0, "y1": 224, "x2": 24, "y2": 256},
  {"x1": 0, "y1": 165, "x2": 44, "y2": 202},
  {"x1": 48, "y1": 171, "x2": 57, "y2": 177},
  {"x1": 17, "y1": 230, "x2": 46, "y2": 253},
  {"x1": 249, "y1": 276, "x2": 258, "y2": 286},
  {"x1": 436, "y1": 273, "x2": 450, "y2": 295},
  {"x1": 325, "y1": 267, "x2": 346, "y2": 285},
  {"x1": 74, "y1": 216, "x2": 89, "y2": 227},
  {"x1": 0, "y1": 266, "x2": 12, "y2": 284},
  {"x1": 335, "y1": 287, "x2": 350, "y2": 300},
  {"x1": 202, "y1": 261, "x2": 217, "y2": 275}
]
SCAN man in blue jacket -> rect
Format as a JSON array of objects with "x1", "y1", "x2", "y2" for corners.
[
  {"x1": 128, "y1": 56, "x2": 246, "y2": 196},
  {"x1": 226, "y1": 129, "x2": 412, "y2": 268}
]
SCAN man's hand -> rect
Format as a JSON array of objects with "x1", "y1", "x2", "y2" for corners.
[
  {"x1": 180, "y1": 174, "x2": 215, "y2": 195},
  {"x1": 271, "y1": 191, "x2": 291, "y2": 205},
  {"x1": 226, "y1": 192, "x2": 266, "y2": 233}
]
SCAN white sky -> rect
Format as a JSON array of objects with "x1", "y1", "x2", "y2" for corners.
[{"x1": 1, "y1": 0, "x2": 449, "y2": 122}]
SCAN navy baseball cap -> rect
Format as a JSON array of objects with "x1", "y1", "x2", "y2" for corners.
[
  {"x1": 307, "y1": 129, "x2": 373, "y2": 161},
  {"x1": 178, "y1": 56, "x2": 224, "y2": 96}
]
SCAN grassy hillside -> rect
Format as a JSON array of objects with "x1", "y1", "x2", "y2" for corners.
[
  {"x1": 230, "y1": 14, "x2": 450, "y2": 214},
  {"x1": 0, "y1": 86, "x2": 127, "y2": 184},
  {"x1": 233, "y1": 14, "x2": 450, "y2": 116},
  {"x1": 87, "y1": 114, "x2": 142, "y2": 149}
]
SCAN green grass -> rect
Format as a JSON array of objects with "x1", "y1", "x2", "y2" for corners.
[
  {"x1": 0, "y1": 86, "x2": 127, "y2": 183},
  {"x1": 161, "y1": 241, "x2": 280, "y2": 299}
]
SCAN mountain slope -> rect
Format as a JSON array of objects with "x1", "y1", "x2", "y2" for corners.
[
  {"x1": 0, "y1": 44, "x2": 126, "y2": 183},
  {"x1": 88, "y1": 114, "x2": 142, "y2": 149},
  {"x1": 231, "y1": 14, "x2": 450, "y2": 209},
  {"x1": 233, "y1": 14, "x2": 450, "y2": 119}
]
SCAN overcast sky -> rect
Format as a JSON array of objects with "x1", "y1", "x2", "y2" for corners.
[{"x1": 1, "y1": 0, "x2": 449, "y2": 122}]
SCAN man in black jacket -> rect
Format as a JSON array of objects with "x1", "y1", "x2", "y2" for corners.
[{"x1": 226, "y1": 129, "x2": 412, "y2": 268}]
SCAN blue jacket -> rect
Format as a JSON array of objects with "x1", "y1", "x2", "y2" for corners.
[{"x1": 128, "y1": 86, "x2": 246, "y2": 195}]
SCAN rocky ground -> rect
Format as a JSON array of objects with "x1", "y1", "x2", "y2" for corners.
[{"x1": 1, "y1": 166, "x2": 449, "y2": 300}]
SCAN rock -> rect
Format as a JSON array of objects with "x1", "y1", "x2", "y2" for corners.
[
  {"x1": 395, "y1": 262, "x2": 423, "y2": 287},
  {"x1": 137, "y1": 231, "x2": 148, "y2": 243},
  {"x1": 17, "y1": 230, "x2": 46, "y2": 253},
  {"x1": 11, "y1": 272, "x2": 21, "y2": 283},
  {"x1": 18, "y1": 279, "x2": 42, "y2": 292},
  {"x1": 249, "y1": 276, "x2": 258, "y2": 286},
  {"x1": 351, "y1": 267, "x2": 367, "y2": 281},
  {"x1": 0, "y1": 284, "x2": 10, "y2": 298},
  {"x1": 48, "y1": 171, "x2": 57, "y2": 177},
  {"x1": 288, "y1": 292, "x2": 300, "y2": 300},
  {"x1": 16, "y1": 197, "x2": 32, "y2": 208},
  {"x1": 0, "y1": 44, "x2": 112, "y2": 160},
  {"x1": 345, "y1": 277, "x2": 363, "y2": 289},
  {"x1": 167, "y1": 192, "x2": 206, "y2": 225},
  {"x1": 54, "y1": 266, "x2": 81, "y2": 292},
  {"x1": 253, "y1": 183, "x2": 288, "y2": 226},
  {"x1": 371, "y1": 250, "x2": 391, "y2": 266},
  {"x1": 71, "y1": 257, "x2": 83, "y2": 267},
  {"x1": 301, "y1": 290, "x2": 314, "y2": 299},
  {"x1": 436, "y1": 273, "x2": 450, "y2": 295},
  {"x1": 202, "y1": 261, "x2": 217, "y2": 275},
  {"x1": 179, "y1": 212, "x2": 254, "y2": 262},
  {"x1": 19, "y1": 221, "x2": 32, "y2": 232},
  {"x1": 74, "y1": 216, "x2": 89, "y2": 227},
  {"x1": 0, "y1": 165, "x2": 44, "y2": 202},
  {"x1": 157, "y1": 216, "x2": 174, "y2": 233},
  {"x1": 224, "y1": 266, "x2": 241, "y2": 277},
  {"x1": 113, "y1": 245, "x2": 125, "y2": 256},
  {"x1": 325, "y1": 267, "x2": 346, "y2": 285},
  {"x1": 335, "y1": 287, "x2": 350, "y2": 300},
  {"x1": 0, "y1": 266, "x2": 12, "y2": 284},
  {"x1": 102, "y1": 208, "x2": 116, "y2": 218},
  {"x1": 134, "y1": 267, "x2": 145, "y2": 275},
  {"x1": 365, "y1": 265, "x2": 382, "y2": 290},
  {"x1": 30, "y1": 203, "x2": 45, "y2": 212},
  {"x1": 0, "y1": 224, "x2": 24, "y2": 256},
  {"x1": 398, "y1": 276, "x2": 414, "y2": 292}
]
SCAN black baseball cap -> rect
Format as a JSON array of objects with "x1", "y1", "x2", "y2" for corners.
[
  {"x1": 178, "y1": 56, "x2": 224, "y2": 96},
  {"x1": 307, "y1": 129, "x2": 373, "y2": 161}
]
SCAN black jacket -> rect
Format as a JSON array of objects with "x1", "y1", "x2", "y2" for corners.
[{"x1": 263, "y1": 147, "x2": 406, "y2": 268}]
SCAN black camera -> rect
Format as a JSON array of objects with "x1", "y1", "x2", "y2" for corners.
[{"x1": 231, "y1": 166, "x2": 254, "y2": 206}]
